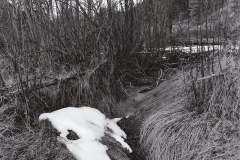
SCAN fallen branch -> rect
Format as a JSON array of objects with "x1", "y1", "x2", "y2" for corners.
[
  {"x1": 0, "y1": 60, "x2": 108, "y2": 101},
  {"x1": 0, "y1": 74, "x2": 51, "y2": 92},
  {"x1": 197, "y1": 73, "x2": 224, "y2": 81},
  {"x1": 155, "y1": 69, "x2": 163, "y2": 87}
]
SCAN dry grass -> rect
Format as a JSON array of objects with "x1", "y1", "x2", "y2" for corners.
[
  {"x1": 0, "y1": 60, "x2": 129, "y2": 159},
  {"x1": 138, "y1": 52, "x2": 240, "y2": 160},
  {"x1": 0, "y1": 102, "x2": 131, "y2": 160},
  {"x1": 101, "y1": 134, "x2": 131, "y2": 160},
  {"x1": 0, "y1": 103, "x2": 74, "y2": 160}
]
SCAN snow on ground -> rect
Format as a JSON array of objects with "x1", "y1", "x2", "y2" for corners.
[
  {"x1": 39, "y1": 106, "x2": 132, "y2": 160},
  {"x1": 165, "y1": 45, "x2": 223, "y2": 53}
]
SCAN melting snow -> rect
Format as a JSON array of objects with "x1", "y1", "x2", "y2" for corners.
[{"x1": 39, "y1": 106, "x2": 132, "y2": 160}]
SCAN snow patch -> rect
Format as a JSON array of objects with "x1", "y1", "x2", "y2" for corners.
[
  {"x1": 165, "y1": 45, "x2": 222, "y2": 53},
  {"x1": 39, "y1": 106, "x2": 132, "y2": 160}
]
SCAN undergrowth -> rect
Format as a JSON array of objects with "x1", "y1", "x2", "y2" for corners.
[
  {"x1": 0, "y1": 61, "x2": 129, "y2": 159},
  {"x1": 139, "y1": 52, "x2": 240, "y2": 160},
  {"x1": 117, "y1": 115, "x2": 147, "y2": 160},
  {"x1": 0, "y1": 103, "x2": 74, "y2": 160}
]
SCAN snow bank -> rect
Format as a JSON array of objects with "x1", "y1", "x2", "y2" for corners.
[{"x1": 39, "y1": 107, "x2": 132, "y2": 160}]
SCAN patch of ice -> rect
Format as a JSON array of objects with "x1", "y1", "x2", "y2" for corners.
[{"x1": 39, "y1": 106, "x2": 132, "y2": 160}]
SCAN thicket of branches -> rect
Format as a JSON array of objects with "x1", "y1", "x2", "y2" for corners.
[
  {"x1": 0, "y1": 0, "x2": 139, "y2": 120},
  {"x1": 0, "y1": 0, "x2": 193, "y2": 119},
  {"x1": 0, "y1": 0, "x2": 240, "y2": 159}
]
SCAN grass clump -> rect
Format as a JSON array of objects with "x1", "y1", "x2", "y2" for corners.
[
  {"x1": 0, "y1": 103, "x2": 74, "y2": 160},
  {"x1": 138, "y1": 52, "x2": 240, "y2": 160}
]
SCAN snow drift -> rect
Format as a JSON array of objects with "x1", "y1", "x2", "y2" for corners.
[{"x1": 39, "y1": 106, "x2": 132, "y2": 160}]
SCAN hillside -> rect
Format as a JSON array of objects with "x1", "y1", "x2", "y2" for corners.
[{"x1": 122, "y1": 53, "x2": 240, "y2": 159}]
